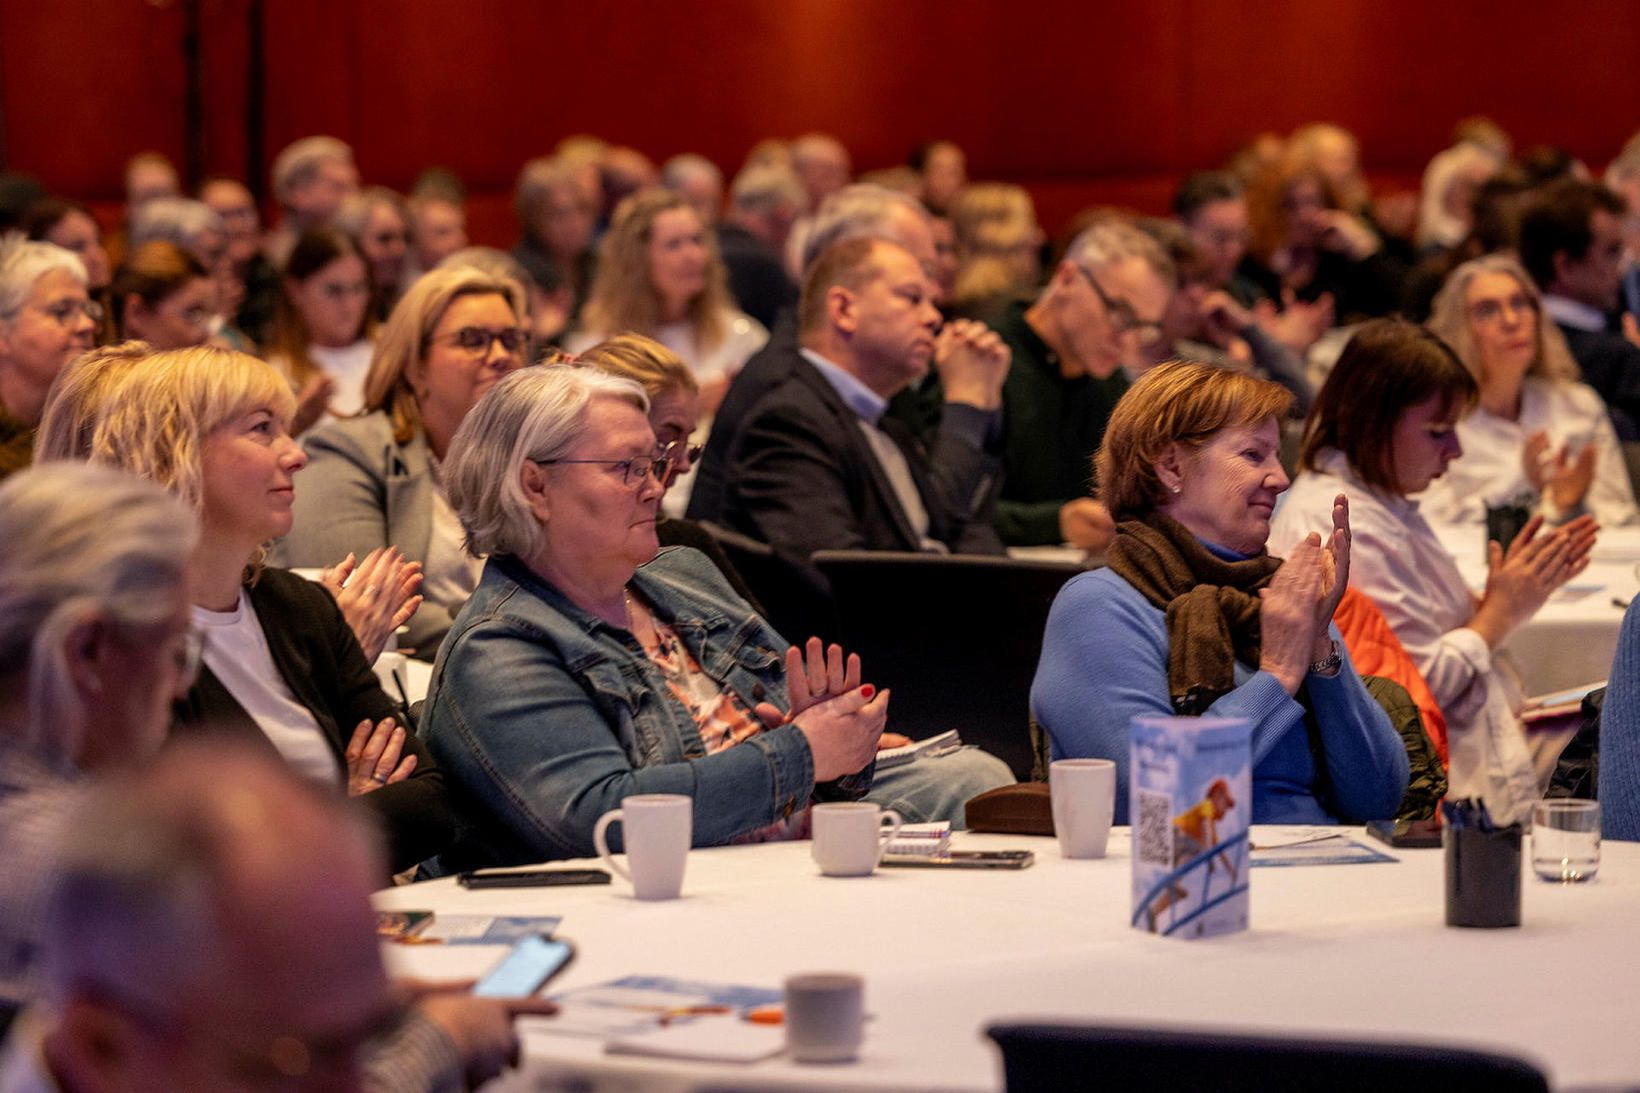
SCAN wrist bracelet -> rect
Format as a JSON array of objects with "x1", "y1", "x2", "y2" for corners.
[{"x1": 1309, "y1": 640, "x2": 1341, "y2": 676}]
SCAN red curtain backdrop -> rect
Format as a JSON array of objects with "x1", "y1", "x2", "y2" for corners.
[{"x1": 4, "y1": 0, "x2": 1637, "y2": 241}]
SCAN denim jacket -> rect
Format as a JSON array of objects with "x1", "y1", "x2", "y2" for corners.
[{"x1": 423, "y1": 546, "x2": 869, "y2": 868}]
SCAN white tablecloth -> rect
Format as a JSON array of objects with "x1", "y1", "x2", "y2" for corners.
[
  {"x1": 376, "y1": 830, "x2": 1640, "y2": 1091},
  {"x1": 1432, "y1": 524, "x2": 1640, "y2": 695}
]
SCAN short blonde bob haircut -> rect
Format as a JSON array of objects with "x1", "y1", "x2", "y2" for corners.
[
  {"x1": 562, "y1": 332, "x2": 697, "y2": 401},
  {"x1": 1425, "y1": 253, "x2": 1580, "y2": 385},
  {"x1": 579, "y1": 189, "x2": 735, "y2": 350},
  {"x1": 444, "y1": 365, "x2": 647, "y2": 560},
  {"x1": 87, "y1": 346, "x2": 295, "y2": 513},
  {"x1": 34, "y1": 341, "x2": 154, "y2": 462},
  {"x1": 1097, "y1": 360, "x2": 1293, "y2": 520},
  {"x1": 363, "y1": 266, "x2": 525, "y2": 445}
]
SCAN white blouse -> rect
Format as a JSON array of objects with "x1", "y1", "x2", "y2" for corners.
[
  {"x1": 1269, "y1": 450, "x2": 1540, "y2": 823},
  {"x1": 1416, "y1": 377, "x2": 1637, "y2": 526}
]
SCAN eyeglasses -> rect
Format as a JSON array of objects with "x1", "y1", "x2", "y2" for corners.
[
  {"x1": 40, "y1": 297, "x2": 104, "y2": 326},
  {"x1": 1073, "y1": 265, "x2": 1163, "y2": 346},
  {"x1": 531, "y1": 453, "x2": 671, "y2": 487},
  {"x1": 1468, "y1": 293, "x2": 1537, "y2": 324},
  {"x1": 660, "y1": 435, "x2": 703, "y2": 466},
  {"x1": 318, "y1": 281, "x2": 370, "y2": 302},
  {"x1": 431, "y1": 326, "x2": 527, "y2": 356}
]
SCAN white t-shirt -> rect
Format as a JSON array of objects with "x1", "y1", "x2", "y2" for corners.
[
  {"x1": 192, "y1": 592, "x2": 341, "y2": 786},
  {"x1": 310, "y1": 339, "x2": 376, "y2": 418}
]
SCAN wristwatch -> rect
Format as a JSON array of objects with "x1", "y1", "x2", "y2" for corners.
[{"x1": 1308, "y1": 640, "x2": 1342, "y2": 676}]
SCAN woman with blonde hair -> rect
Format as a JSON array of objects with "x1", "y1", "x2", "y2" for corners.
[
  {"x1": 33, "y1": 341, "x2": 152, "y2": 462},
  {"x1": 275, "y1": 266, "x2": 527, "y2": 653},
  {"x1": 267, "y1": 228, "x2": 375, "y2": 433},
  {"x1": 948, "y1": 182, "x2": 1043, "y2": 312},
  {"x1": 64, "y1": 344, "x2": 451, "y2": 872},
  {"x1": 568, "y1": 189, "x2": 766, "y2": 414},
  {"x1": 1032, "y1": 360, "x2": 1406, "y2": 824},
  {"x1": 1423, "y1": 253, "x2": 1636, "y2": 525}
]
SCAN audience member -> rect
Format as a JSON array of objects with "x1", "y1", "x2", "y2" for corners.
[
  {"x1": 274, "y1": 267, "x2": 527, "y2": 654},
  {"x1": 912, "y1": 140, "x2": 967, "y2": 216},
  {"x1": 570, "y1": 189, "x2": 767, "y2": 415},
  {"x1": 1401, "y1": 167, "x2": 1534, "y2": 321},
  {"x1": 32, "y1": 341, "x2": 150, "y2": 463},
  {"x1": 1416, "y1": 142, "x2": 1498, "y2": 254},
  {"x1": 421, "y1": 365, "x2": 1011, "y2": 869},
  {"x1": 1270, "y1": 320, "x2": 1595, "y2": 824},
  {"x1": 440, "y1": 244, "x2": 568, "y2": 356},
  {"x1": 200, "y1": 175, "x2": 279, "y2": 343},
  {"x1": 947, "y1": 183, "x2": 1043, "y2": 315},
  {"x1": 21, "y1": 199, "x2": 114, "y2": 344},
  {"x1": 600, "y1": 146, "x2": 659, "y2": 223},
  {"x1": 717, "y1": 162, "x2": 804, "y2": 329},
  {"x1": 717, "y1": 237, "x2": 1008, "y2": 564},
  {"x1": 1424, "y1": 254, "x2": 1636, "y2": 525},
  {"x1": 987, "y1": 217, "x2": 1173, "y2": 548},
  {"x1": 1600, "y1": 600, "x2": 1640, "y2": 840},
  {"x1": 74, "y1": 344, "x2": 453, "y2": 872},
  {"x1": 791, "y1": 133, "x2": 852, "y2": 214},
  {"x1": 662, "y1": 153, "x2": 725, "y2": 226},
  {"x1": 512, "y1": 156, "x2": 599, "y2": 320},
  {"x1": 407, "y1": 188, "x2": 469, "y2": 278},
  {"x1": 2, "y1": 742, "x2": 548, "y2": 1091},
  {"x1": 1519, "y1": 178, "x2": 1640, "y2": 432},
  {"x1": 1604, "y1": 129, "x2": 1640, "y2": 324},
  {"x1": 1032, "y1": 360, "x2": 1406, "y2": 824},
  {"x1": 268, "y1": 135, "x2": 358, "y2": 263},
  {"x1": 0, "y1": 176, "x2": 45, "y2": 235},
  {"x1": 0, "y1": 463, "x2": 198, "y2": 1015},
  {"x1": 336, "y1": 186, "x2": 412, "y2": 321},
  {"x1": 690, "y1": 183, "x2": 940, "y2": 524},
  {"x1": 269, "y1": 228, "x2": 377, "y2": 431},
  {"x1": 126, "y1": 196, "x2": 228, "y2": 279},
  {"x1": 123, "y1": 152, "x2": 180, "y2": 215},
  {"x1": 108, "y1": 241, "x2": 215, "y2": 350},
  {"x1": 0, "y1": 237, "x2": 95, "y2": 478}
]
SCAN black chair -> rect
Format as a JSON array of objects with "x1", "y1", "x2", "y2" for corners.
[
  {"x1": 810, "y1": 551, "x2": 1084, "y2": 780},
  {"x1": 696, "y1": 522, "x2": 838, "y2": 643},
  {"x1": 987, "y1": 1022, "x2": 1550, "y2": 1093}
]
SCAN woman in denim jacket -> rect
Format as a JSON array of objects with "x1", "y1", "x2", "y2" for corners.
[{"x1": 423, "y1": 365, "x2": 1010, "y2": 870}]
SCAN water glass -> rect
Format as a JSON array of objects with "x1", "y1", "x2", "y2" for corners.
[{"x1": 1532, "y1": 799, "x2": 1600, "y2": 883}]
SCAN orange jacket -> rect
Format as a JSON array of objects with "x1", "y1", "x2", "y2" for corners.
[{"x1": 1334, "y1": 586, "x2": 1448, "y2": 765}]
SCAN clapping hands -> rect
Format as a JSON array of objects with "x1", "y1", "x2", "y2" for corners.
[
  {"x1": 1259, "y1": 493, "x2": 1351, "y2": 695},
  {"x1": 321, "y1": 547, "x2": 424, "y2": 662}
]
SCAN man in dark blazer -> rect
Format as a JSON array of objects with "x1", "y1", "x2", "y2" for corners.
[{"x1": 716, "y1": 236, "x2": 1008, "y2": 570}]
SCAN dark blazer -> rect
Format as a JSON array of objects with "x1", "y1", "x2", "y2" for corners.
[
  {"x1": 1558, "y1": 322, "x2": 1640, "y2": 440},
  {"x1": 172, "y1": 567, "x2": 457, "y2": 873},
  {"x1": 717, "y1": 223, "x2": 797, "y2": 331},
  {"x1": 717, "y1": 354, "x2": 1003, "y2": 565},
  {"x1": 689, "y1": 310, "x2": 805, "y2": 524}
]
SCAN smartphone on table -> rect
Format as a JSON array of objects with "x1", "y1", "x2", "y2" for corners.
[
  {"x1": 880, "y1": 850, "x2": 1035, "y2": 869},
  {"x1": 473, "y1": 934, "x2": 576, "y2": 997}
]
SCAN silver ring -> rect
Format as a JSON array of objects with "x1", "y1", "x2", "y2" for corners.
[{"x1": 371, "y1": 773, "x2": 388, "y2": 785}]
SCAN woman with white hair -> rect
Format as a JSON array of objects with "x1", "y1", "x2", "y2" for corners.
[
  {"x1": 1417, "y1": 143, "x2": 1499, "y2": 254},
  {"x1": 422, "y1": 365, "x2": 1011, "y2": 871},
  {"x1": 1423, "y1": 253, "x2": 1637, "y2": 525},
  {"x1": 275, "y1": 266, "x2": 527, "y2": 653},
  {"x1": 0, "y1": 235, "x2": 96, "y2": 478},
  {"x1": 0, "y1": 462, "x2": 200, "y2": 1013}
]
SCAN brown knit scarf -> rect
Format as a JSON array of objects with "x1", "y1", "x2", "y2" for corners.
[{"x1": 1105, "y1": 512, "x2": 1281, "y2": 716}]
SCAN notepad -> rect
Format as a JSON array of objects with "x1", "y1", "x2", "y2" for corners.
[
  {"x1": 875, "y1": 730, "x2": 962, "y2": 770},
  {"x1": 606, "y1": 1019, "x2": 785, "y2": 1062}
]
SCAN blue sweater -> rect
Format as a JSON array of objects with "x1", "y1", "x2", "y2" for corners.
[
  {"x1": 1030, "y1": 567, "x2": 1408, "y2": 825},
  {"x1": 1599, "y1": 601, "x2": 1640, "y2": 839}
]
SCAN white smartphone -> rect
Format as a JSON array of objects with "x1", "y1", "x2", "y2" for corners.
[{"x1": 472, "y1": 934, "x2": 576, "y2": 997}]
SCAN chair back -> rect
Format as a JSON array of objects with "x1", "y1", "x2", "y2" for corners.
[
  {"x1": 697, "y1": 522, "x2": 838, "y2": 643},
  {"x1": 810, "y1": 551, "x2": 1082, "y2": 780},
  {"x1": 986, "y1": 1023, "x2": 1550, "y2": 1093}
]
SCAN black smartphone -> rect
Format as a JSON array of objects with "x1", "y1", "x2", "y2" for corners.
[
  {"x1": 1365, "y1": 819, "x2": 1441, "y2": 849},
  {"x1": 880, "y1": 850, "x2": 1035, "y2": 869},
  {"x1": 472, "y1": 934, "x2": 576, "y2": 997},
  {"x1": 458, "y1": 868, "x2": 611, "y2": 889}
]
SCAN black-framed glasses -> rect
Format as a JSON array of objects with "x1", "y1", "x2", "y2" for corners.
[
  {"x1": 531, "y1": 453, "x2": 671, "y2": 487},
  {"x1": 1073, "y1": 264, "x2": 1164, "y2": 346},
  {"x1": 431, "y1": 326, "x2": 526, "y2": 356},
  {"x1": 660, "y1": 436, "x2": 703, "y2": 466}
]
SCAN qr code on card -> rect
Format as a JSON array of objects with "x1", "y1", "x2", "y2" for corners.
[{"x1": 1136, "y1": 789, "x2": 1174, "y2": 865}]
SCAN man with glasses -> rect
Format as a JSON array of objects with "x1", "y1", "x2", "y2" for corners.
[
  {"x1": 988, "y1": 217, "x2": 1174, "y2": 548},
  {"x1": 0, "y1": 742, "x2": 553, "y2": 1092},
  {"x1": 0, "y1": 236, "x2": 96, "y2": 480}
]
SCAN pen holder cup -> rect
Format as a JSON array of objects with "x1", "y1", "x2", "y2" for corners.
[
  {"x1": 1444, "y1": 823, "x2": 1523, "y2": 928},
  {"x1": 1484, "y1": 503, "x2": 1532, "y2": 552}
]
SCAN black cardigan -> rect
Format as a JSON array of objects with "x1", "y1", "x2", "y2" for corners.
[{"x1": 173, "y1": 567, "x2": 457, "y2": 873}]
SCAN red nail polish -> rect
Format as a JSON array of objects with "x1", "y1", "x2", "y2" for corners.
[{"x1": 860, "y1": 685, "x2": 875, "y2": 699}]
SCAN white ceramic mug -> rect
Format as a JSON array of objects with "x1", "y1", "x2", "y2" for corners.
[
  {"x1": 1050, "y1": 758, "x2": 1116, "y2": 859},
  {"x1": 592, "y1": 794, "x2": 692, "y2": 899},
  {"x1": 811, "y1": 802, "x2": 903, "y2": 877},
  {"x1": 785, "y1": 972, "x2": 864, "y2": 1062}
]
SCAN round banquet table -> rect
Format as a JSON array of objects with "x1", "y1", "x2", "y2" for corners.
[{"x1": 376, "y1": 829, "x2": 1640, "y2": 1092}]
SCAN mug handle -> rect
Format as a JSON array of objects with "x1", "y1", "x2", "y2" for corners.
[
  {"x1": 874, "y1": 809, "x2": 904, "y2": 863},
  {"x1": 593, "y1": 808, "x2": 632, "y2": 885}
]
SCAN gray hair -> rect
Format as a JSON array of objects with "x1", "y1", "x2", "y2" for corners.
[
  {"x1": 731, "y1": 163, "x2": 805, "y2": 216},
  {"x1": 127, "y1": 198, "x2": 224, "y2": 256},
  {"x1": 445, "y1": 366, "x2": 648, "y2": 559},
  {"x1": 333, "y1": 185, "x2": 406, "y2": 240},
  {"x1": 0, "y1": 233, "x2": 87, "y2": 322},
  {"x1": 800, "y1": 183, "x2": 932, "y2": 271},
  {"x1": 1427, "y1": 252, "x2": 1581, "y2": 384},
  {"x1": 513, "y1": 156, "x2": 584, "y2": 230},
  {"x1": 0, "y1": 463, "x2": 195, "y2": 766},
  {"x1": 662, "y1": 153, "x2": 723, "y2": 193},
  {"x1": 1063, "y1": 218, "x2": 1177, "y2": 287},
  {"x1": 271, "y1": 135, "x2": 355, "y2": 206}
]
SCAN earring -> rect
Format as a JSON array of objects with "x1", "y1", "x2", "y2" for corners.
[{"x1": 1170, "y1": 483, "x2": 1182, "y2": 494}]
